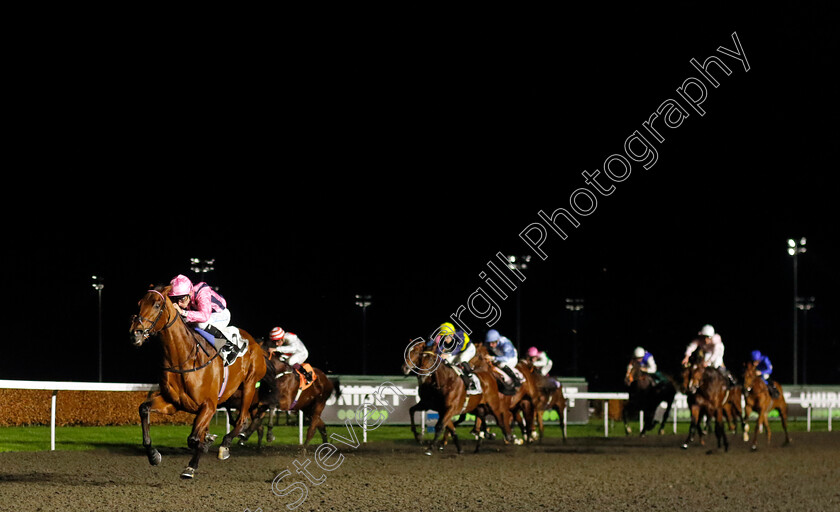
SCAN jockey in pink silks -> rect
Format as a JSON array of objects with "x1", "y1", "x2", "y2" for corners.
[{"x1": 168, "y1": 274, "x2": 244, "y2": 364}]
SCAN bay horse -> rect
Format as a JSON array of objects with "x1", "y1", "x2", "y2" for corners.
[
  {"x1": 623, "y1": 359, "x2": 676, "y2": 436},
  {"x1": 681, "y1": 360, "x2": 729, "y2": 452},
  {"x1": 524, "y1": 361, "x2": 567, "y2": 444},
  {"x1": 129, "y1": 286, "x2": 266, "y2": 478},
  {"x1": 401, "y1": 340, "x2": 513, "y2": 454},
  {"x1": 722, "y1": 384, "x2": 746, "y2": 436},
  {"x1": 741, "y1": 360, "x2": 791, "y2": 450},
  {"x1": 232, "y1": 345, "x2": 339, "y2": 449},
  {"x1": 469, "y1": 343, "x2": 539, "y2": 444}
]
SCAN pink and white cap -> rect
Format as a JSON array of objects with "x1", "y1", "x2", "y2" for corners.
[
  {"x1": 527, "y1": 346, "x2": 540, "y2": 357},
  {"x1": 169, "y1": 274, "x2": 193, "y2": 296}
]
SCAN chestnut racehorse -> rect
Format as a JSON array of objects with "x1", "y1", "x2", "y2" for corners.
[
  {"x1": 402, "y1": 339, "x2": 513, "y2": 454},
  {"x1": 232, "y1": 347, "x2": 339, "y2": 449},
  {"x1": 129, "y1": 286, "x2": 266, "y2": 478},
  {"x1": 469, "y1": 343, "x2": 539, "y2": 443},
  {"x1": 681, "y1": 360, "x2": 729, "y2": 451},
  {"x1": 525, "y1": 362, "x2": 567, "y2": 444},
  {"x1": 623, "y1": 359, "x2": 676, "y2": 436},
  {"x1": 742, "y1": 360, "x2": 791, "y2": 450}
]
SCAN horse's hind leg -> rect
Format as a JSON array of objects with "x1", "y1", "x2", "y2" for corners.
[
  {"x1": 314, "y1": 415, "x2": 328, "y2": 444},
  {"x1": 659, "y1": 397, "x2": 674, "y2": 435},
  {"x1": 139, "y1": 393, "x2": 176, "y2": 467},
  {"x1": 304, "y1": 400, "x2": 328, "y2": 446},
  {"x1": 779, "y1": 403, "x2": 791, "y2": 445},
  {"x1": 221, "y1": 372, "x2": 259, "y2": 459},
  {"x1": 534, "y1": 407, "x2": 545, "y2": 443},
  {"x1": 555, "y1": 404, "x2": 567, "y2": 443}
]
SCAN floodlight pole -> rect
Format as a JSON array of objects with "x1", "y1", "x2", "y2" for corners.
[
  {"x1": 355, "y1": 294, "x2": 372, "y2": 375},
  {"x1": 787, "y1": 238, "x2": 806, "y2": 385},
  {"x1": 91, "y1": 275, "x2": 104, "y2": 382},
  {"x1": 506, "y1": 255, "x2": 530, "y2": 354}
]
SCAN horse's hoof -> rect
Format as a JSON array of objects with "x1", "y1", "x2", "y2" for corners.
[
  {"x1": 424, "y1": 449, "x2": 433, "y2": 456},
  {"x1": 681, "y1": 443, "x2": 689, "y2": 450},
  {"x1": 266, "y1": 434, "x2": 275, "y2": 443},
  {"x1": 205, "y1": 433, "x2": 217, "y2": 443},
  {"x1": 147, "y1": 449, "x2": 162, "y2": 466},
  {"x1": 513, "y1": 438, "x2": 524, "y2": 446},
  {"x1": 218, "y1": 446, "x2": 230, "y2": 460},
  {"x1": 180, "y1": 467, "x2": 195, "y2": 479},
  {"x1": 751, "y1": 445, "x2": 758, "y2": 452},
  {"x1": 743, "y1": 433, "x2": 750, "y2": 442}
]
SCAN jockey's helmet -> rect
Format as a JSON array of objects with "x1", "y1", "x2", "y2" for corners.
[
  {"x1": 270, "y1": 326, "x2": 286, "y2": 342},
  {"x1": 634, "y1": 346, "x2": 645, "y2": 358},
  {"x1": 750, "y1": 350, "x2": 762, "y2": 361},
  {"x1": 438, "y1": 322, "x2": 456, "y2": 336},
  {"x1": 485, "y1": 329, "x2": 500, "y2": 343},
  {"x1": 169, "y1": 275, "x2": 193, "y2": 297},
  {"x1": 699, "y1": 324, "x2": 715, "y2": 337},
  {"x1": 527, "y1": 346, "x2": 539, "y2": 357}
]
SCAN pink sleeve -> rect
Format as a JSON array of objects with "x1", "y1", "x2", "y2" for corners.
[{"x1": 185, "y1": 287, "x2": 213, "y2": 323}]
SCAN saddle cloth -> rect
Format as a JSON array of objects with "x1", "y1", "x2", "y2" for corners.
[
  {"x1": 297, "y1": 363, "x2": 317, "y2": 391},
  {"x1": 195, "y1": 327, "x2": 248, "y2": 367},
  {"x1": 450, "y1": 365, "x2": 483, "y2": 395}
]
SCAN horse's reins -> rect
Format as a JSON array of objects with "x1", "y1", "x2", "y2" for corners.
[{"x1": 136, "y1": 289, "x2": 221, "y2": 374}]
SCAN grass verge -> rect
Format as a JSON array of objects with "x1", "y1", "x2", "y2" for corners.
[{"x1": 1, "y1": 415, "x2": 832, "y2": 453}]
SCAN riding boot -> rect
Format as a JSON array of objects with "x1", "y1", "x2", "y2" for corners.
[
  {"x1": 768, "y1": 381, "x2": 780, "y2": 399},
  {"x1": 223, "y1": 341, "x2": 238, "y2": 364},
  {"x1": 458, "y1": 362, "x2": 475, "y2": 391},
  {"x1": 720, "y1": 367, "x2": 736, "y2": 388},
  {"x1": 502, "y1": 366, "x2": 519, "y2": 386}
]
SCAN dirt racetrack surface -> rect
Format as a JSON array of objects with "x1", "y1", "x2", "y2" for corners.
[{"x1": 1, "y1": 431, "x2": 838, "y2": 512}]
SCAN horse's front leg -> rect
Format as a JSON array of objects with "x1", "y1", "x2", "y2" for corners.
[
  {"x1": 183, "y1": 401, "x2": 217, "y2": 478},
  {"x1": 139, "y1": 392, "x2": 177, "y2": 467},
  {"x1": 682, "y1": 405, "x2": 700, "y2": 449},
  {"x1": 742, "y1": 402, "x2": 754, "y2": 443},
  {"x1": 426, "y1": 406, "x2": 456, "y2": 455},
  {"x1": 409, "y1": 401, "x2": 427, "y2": 445},
  {"x1": 622, "y1": 401, "x2": 633, "y2": 436},
  {"x1": 716, "y1": 408, "x2": 729, "y2": 452}
]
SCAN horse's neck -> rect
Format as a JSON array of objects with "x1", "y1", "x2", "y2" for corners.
[
  {"x1": 159, "y1": 321, "x2": 203, "y2": 367},
  {"x1": 432, "y1": 364, "x2": 457, "y2": 389}
]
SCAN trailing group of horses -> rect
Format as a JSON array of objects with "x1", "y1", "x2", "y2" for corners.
[
  {"x1": 624, "y1": 350, "x2": 791, "y2": 454},
  {"x1": 129, "y1": 286, "x2": 790, "y2": 479}
]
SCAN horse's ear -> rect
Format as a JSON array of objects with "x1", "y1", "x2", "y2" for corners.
[{"x1": 162, "y1": 285, "x2": 172, "y2": 298}]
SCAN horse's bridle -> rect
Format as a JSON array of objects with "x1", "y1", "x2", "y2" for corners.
[
  {"x1": 133, "y1": 289, "x2": 220, "y2": 374},
  {"x1": 133, "y1": 289, "x2": 179, "y2": 339}
]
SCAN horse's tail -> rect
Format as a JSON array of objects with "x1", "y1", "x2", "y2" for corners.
[
  {"x1": 330, "y1": 377, "x2": 342, "y2": 401},
  {"x1": 257, "y1": 354, "x2": 277, "y2": 400}
]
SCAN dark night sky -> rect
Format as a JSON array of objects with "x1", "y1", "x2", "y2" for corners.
[{"x1": 2, "y1": 6, "x2": 837, "y2": 390}]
